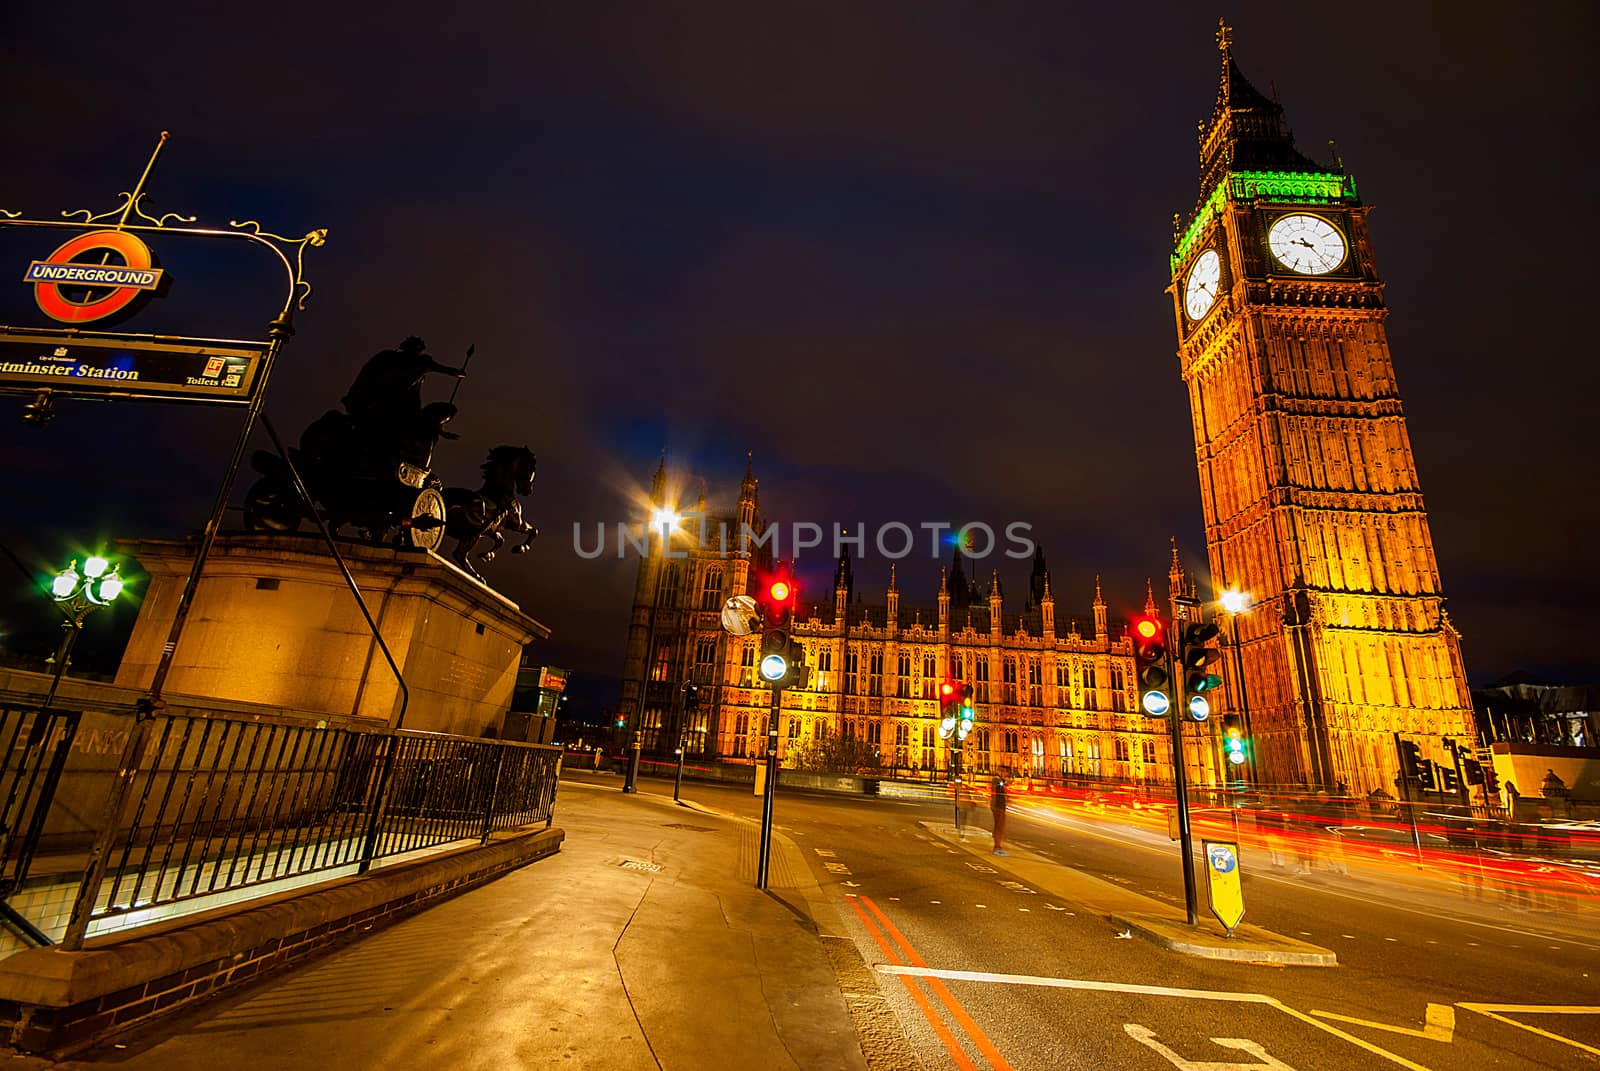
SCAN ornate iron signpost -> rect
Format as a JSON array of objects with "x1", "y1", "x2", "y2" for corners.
[
  {"x1": 0, "y1": 133, "x2": 328, "y2": 949},
  {"x1": 1, "y1": 132, "x2": 324, "y2": 713}
]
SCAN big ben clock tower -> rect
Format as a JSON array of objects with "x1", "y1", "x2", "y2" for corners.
[{"x1": 1168, "y1": 22, "x2": 1475, "y2": 792}]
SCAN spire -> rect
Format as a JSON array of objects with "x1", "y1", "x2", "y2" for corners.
[
  {"x1": 739, "y1": 452, "x2": 756, "y2": 500},
  {"x1": 649, "y1": 449, "x2": 667, "y2": 504},
  {"x1": 989, "y1": 569, "x2": 1002, "y2": 600},
  {"x1": 1093, "y1": 575, "x2": 1104, "y2": 608},
  {"x1": 833, "y1": 552, "x2": 854, "y2": 596},
  {"x1": 948, "y1": 543, "x2": 972, "y2": 611},
  {"x1": 1027, "y1": 544, "x2": 1049, "y2": 608},
  {"x1": 694, "y1": 481, "x2": 706, "y2": 514},
  {"x1": 1093, "y1": 576, "x2": 1107, "y2": 638},
  {"x1": 1169, "y1": 536, "x2": 1195, "y2": 602},
  {"x1": 887, "y1": 562, "x2": 897, "y2": 592},
  {"x1": 1196, "y1": 20, "x2": 1326, "y2": 198},
  {"x1": 1144, "y1": 578, "x2": 1159, "y2": 618},
  {"x1": 737, "y1": 452, "x2": 758, "y2": 532},
  {"x1": 1042, "y1": 571, "x2": 1052, "y2": 600}
]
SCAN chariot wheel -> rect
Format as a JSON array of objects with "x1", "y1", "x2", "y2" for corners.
[
  {"x1": 405, "y1": 487, "x2": 447, "y2": 551},
  {"x1": 242, "y1": 476, "x2": 303, "y2": 533}
]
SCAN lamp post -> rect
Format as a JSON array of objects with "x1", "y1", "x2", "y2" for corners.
[
  {"x1": 1219, "y1": 588, "x2": 1256, "y2": 787},
  {"x1": 40, "y1": 556, "x2": 127, "y2": 714}
]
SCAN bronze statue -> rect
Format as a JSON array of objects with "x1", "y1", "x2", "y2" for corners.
[
  {"x1": 444, "y1": 445, "x2": 538, "y2": 581},
  {"x1": 242, "y1": 337, "x2": 468, "y2": 551}
]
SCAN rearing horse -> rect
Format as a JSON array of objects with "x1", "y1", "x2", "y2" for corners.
[{"x1": 443, "y1": 445, "x2": 538, "y2": 581}]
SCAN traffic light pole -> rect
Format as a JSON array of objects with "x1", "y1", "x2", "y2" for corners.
[
  {"x1": 1168, "y1": 620, "x2": 1199, "y2": 926},
  {"x1": 756, "y1": 683, "x2": 781, "y2": 889}
]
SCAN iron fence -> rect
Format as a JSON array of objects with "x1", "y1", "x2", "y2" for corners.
[
  {"x1": 0, "y1": 692, "x2": 559, "y2": 949},
  {"x1": 0, "y1": 706, "x2": 81, "y2": 945}
]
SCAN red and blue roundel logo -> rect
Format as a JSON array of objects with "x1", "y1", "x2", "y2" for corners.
[{"x1": 25, "y1": 230, "x2": 168, "y2": 324}]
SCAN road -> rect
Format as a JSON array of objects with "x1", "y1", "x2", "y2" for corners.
[{"x1": 593, "y1": 770, "x2": 1600, "y2": 1071}]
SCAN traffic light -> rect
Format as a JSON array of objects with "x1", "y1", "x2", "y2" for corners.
[
  {"x1": 1178, "y1": 621, "x2": 1222, "y2": 722},
  {"x1": 1397, "y1": 739, "x2": 1436, "y2": 791},
  {"x1": 614, "y1": 712, "x2": 626, "y2": 730},
  {"x1": 939, "y1": 679, "x2": 959, "y2": 738},
  {"x1": 956, "y1": 684, "x2": 975, "y2": 741},
  {"x1": 755, "y1": 567, "x2": 808, "y2": 691},
  {"x1": 683, "y1": 683, "x2": 700, "y2": 712},
  {"x1": 1130, "y1": 614, "x2": 1171, "y2": 716},
  {"x1": 1222, "y1": 714, "x2": 1248, "y2": 768},
  {"x1": 1482, "y1": 764, "x2": 1500, "y2": 797}
]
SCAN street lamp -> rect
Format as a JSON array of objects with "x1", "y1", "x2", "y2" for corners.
[
  {"x1": 41, "y1": 555, "x2": 128, "y2": 714},
  {"x1": 1217, "y1": 587, "x2": 1255, "y2": 786}
]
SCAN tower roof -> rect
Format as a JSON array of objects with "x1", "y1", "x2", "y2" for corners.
[{"x1": 1197, "y1": 20, "x2": 1327, "y2": 196}]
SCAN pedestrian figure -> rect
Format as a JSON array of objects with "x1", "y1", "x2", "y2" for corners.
[{"x1": 991, "y1": 777, "x2": 1008, "y2": 856}]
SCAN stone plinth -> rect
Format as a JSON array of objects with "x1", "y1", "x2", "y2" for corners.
[{"x1": 114, "y1": 533, "x2": 548, "y2": 736}]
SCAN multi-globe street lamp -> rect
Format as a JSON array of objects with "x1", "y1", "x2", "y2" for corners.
[
  {"x1": 1218, "y1": 587, "x2": 1256, "y2": 785},
  {"x1": 40, "y1": 555, "x2": 127, "y2": 714}
]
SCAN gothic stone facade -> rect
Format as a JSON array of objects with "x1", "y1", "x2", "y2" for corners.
[
  {"x1": 1167, "y1": 26, "x2": 1475, "y2": 793},
  {"x1": 618, "y1": 460, "x2": 1224, "y2": 788}
]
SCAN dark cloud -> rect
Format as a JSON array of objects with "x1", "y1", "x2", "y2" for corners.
[{"x1": 1, "y1": 2, "x2": 1595, "y2": 693}]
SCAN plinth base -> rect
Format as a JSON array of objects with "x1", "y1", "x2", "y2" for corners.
[{"x1": 115, "y1": 532, "x2": 548, "y2": 736}]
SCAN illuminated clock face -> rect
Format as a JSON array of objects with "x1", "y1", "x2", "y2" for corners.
[
  {"x1": 1268, "y1": 214, "x2": 1347, "y2": 274},
  {"x1": 1184, "y1": 250, "x2": 1222, "y2": 320}
]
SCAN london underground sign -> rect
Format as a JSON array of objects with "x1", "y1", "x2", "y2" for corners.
[
  {"x1": 0, "y1": 131, "x2": 324, "y2": 419},
  {"x1": 25, "y1": 229, "x2": 167, "y2": 324}
]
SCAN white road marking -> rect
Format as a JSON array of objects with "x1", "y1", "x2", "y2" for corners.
[
  {"x1": 1124, "y1": 1023, "x2": 1298, "y2": 1070},
  {"x1": 815, "y1": 848, "x2": 837, "y2": 857},
  {"x1": 841, "y1": 880, "x2": 861, "y2": 888},
  {"x1": 1310, "y1": 1003, "x2": 1455, "y2": 1043},
  {"x1": 1458, "y1": 1004, "x2": 1600, "y2": 1057},
  {"x1": 823, "y1": 862, "x2": 852, "y2": 874},
  {"x1": 875, "y1": 965, "x2": 1436, "y2": 1071},
  {"x1": 1019, "y1": 907, "x2": 1031, "y2": 912}
]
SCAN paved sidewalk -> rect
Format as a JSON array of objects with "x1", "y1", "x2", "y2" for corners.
[{"x1": 12, "y1": 781, "x2": 880, "y2": 1070}]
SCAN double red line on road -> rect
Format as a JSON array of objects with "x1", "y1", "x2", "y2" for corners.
[{"x1": 847, "y1": 895, "x2": 1015, "y2": 1071}]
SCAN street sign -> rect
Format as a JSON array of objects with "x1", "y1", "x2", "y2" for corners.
[
  {"x1": 1202, "y1": 840, "x2": 1244, "y2": 934},
  {"x1": 0, "y1": 331, "x2": 265, "y2": 404}
]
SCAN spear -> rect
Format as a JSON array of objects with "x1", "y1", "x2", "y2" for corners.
[{"x1": 447, "y1": 343, "x2": 475, "y2": 407}]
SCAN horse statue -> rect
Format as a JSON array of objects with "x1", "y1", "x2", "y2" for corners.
[{"x1": 444, "y1": 445, "x2": 538, "y2": 581}]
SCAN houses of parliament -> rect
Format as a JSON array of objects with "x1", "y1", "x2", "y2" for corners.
[{"x1": 618, "y1": 23, "x2": 1476, "y2": 794}]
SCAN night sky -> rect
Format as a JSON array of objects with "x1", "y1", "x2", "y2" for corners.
[{"x1": 2, "y1": 3, "x2": 1595, "y2": 708}]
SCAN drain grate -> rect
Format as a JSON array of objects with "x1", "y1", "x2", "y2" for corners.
[
  {"x1": 619, "y1": 859, "x2": 662, "y2": 873},
  {"x1": 662, "y1": 823, "x2": 716, "y2": 832}
]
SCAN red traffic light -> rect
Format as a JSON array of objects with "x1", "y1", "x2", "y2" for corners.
[
  {"x1": 769, "y1": 579, "x2": 792, "y2": 603},
  {"x1": 940, "y1": 680, "x2": 955, "y2": 697},
  {"x1": 1135, "y1": 618, "x2": 1160, "y2": 640}
]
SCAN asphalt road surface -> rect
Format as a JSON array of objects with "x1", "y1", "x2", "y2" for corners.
[{"x1": 597, "y1": 771, "x2": 1599, "y2": 1071}]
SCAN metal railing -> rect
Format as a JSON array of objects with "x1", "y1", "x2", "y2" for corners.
[
  {"x1": 0, "y1": 691, "x2": 559, "y2": 949},
  {"x1": 0, "y1": 706, "x2": 82, "y2": 943}
]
